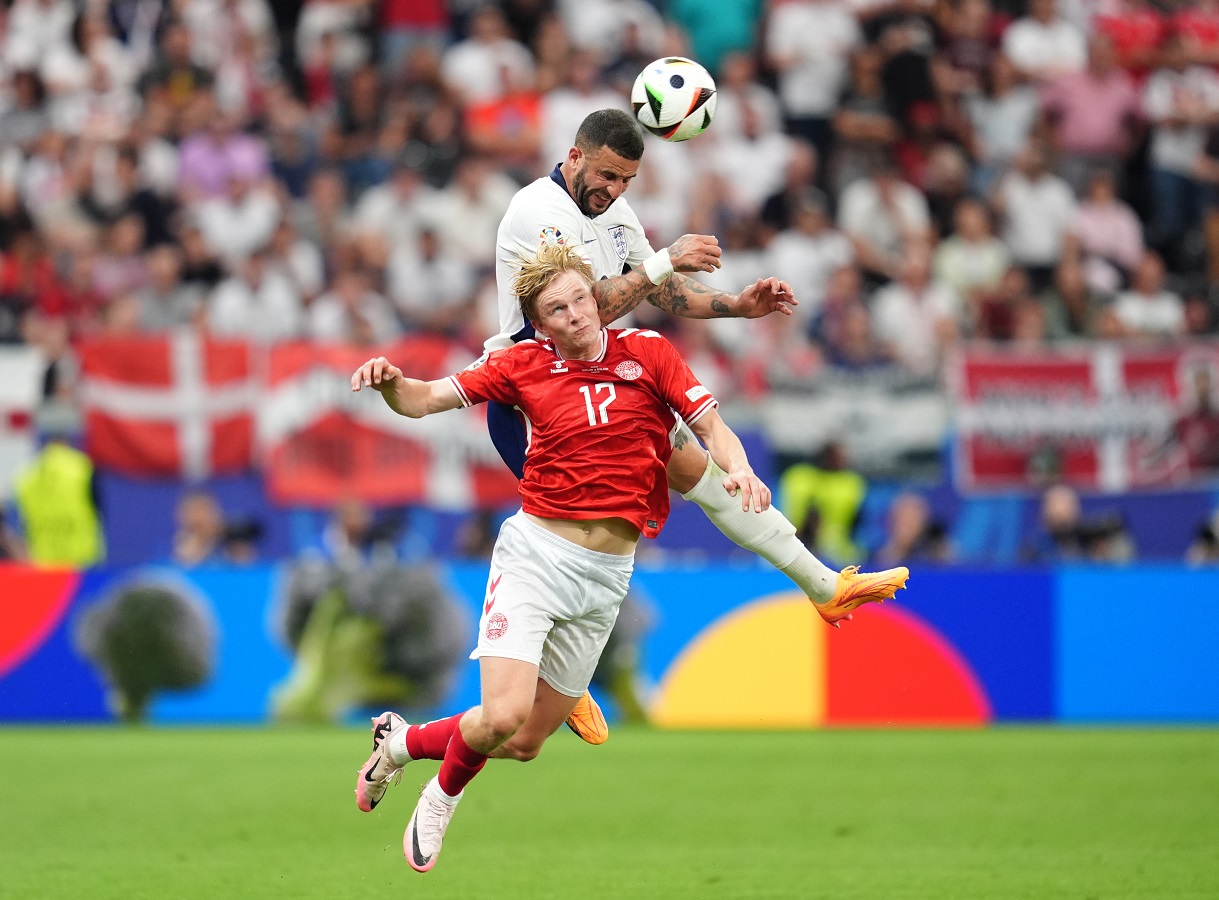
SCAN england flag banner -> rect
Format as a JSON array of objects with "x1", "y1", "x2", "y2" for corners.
[
  {"x1": 951, "y1": 344, "x2": 1219, "y2": 492},
  {"x1": 78, "y1": 331, "x2": 257, "y2": 479},
  {"x1": 259, "y1": 337, "x2": 520, "y2": 508}
]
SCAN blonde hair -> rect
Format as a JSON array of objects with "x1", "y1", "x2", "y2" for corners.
[{"x1": 512, "y1": 243, "x2": 596, "y2": 324}]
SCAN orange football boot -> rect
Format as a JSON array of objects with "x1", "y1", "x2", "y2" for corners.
[
  {"x1": 814, "y1": 565, "x2": 910, "y2": 628},
  {"x1": 564, "y1": 690, "x2": 609, "y2": 744}
]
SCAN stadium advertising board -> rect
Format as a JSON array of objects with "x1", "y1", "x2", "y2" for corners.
[
  {"x1": 952, "y1": 344, "x2": 1219, "y2": 492},
  {"x1": 4, "y1": 561, "x2": 1217, "y2": 726}
]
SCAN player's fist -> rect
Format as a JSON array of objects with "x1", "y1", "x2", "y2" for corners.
[
  {"x1": 667, "y1": 234, "x2": 722, "y2": 273},
  {"x1": 350, "y1": 357, "x2": 403, "y2": 393}
]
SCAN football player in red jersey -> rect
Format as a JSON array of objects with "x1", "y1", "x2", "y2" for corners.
[{"x1": 349, "y1": 245, "x2": 908, "y2": 872}]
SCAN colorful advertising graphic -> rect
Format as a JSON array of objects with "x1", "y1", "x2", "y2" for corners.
[{"x1": 2, "y1": 563, "x2": 1217, "y2": 726}]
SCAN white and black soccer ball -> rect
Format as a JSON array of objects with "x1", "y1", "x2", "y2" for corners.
[{"x1": 631, "y1": 56, "x2": 717, "y2": 142}]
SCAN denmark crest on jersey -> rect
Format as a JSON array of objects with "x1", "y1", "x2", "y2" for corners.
[
  {"x1": 608, "y1": 225, "x2": 628, "y2": 261},
  {"x1": 615, "y1": 360, "x2": 643, "y2": 380}
]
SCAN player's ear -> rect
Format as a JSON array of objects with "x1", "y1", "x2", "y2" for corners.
[{"x1": 566, "y1": 146, "x2": 582, "y2": 168}]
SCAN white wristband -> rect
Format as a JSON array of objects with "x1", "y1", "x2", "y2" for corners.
[{"x1": 642, "y1": 249, "x2": 675, "y2": 285}]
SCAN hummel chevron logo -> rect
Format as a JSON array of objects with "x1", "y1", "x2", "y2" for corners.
[{"x1": 485, "y1": 574, "x2": 502, "y2": 615}]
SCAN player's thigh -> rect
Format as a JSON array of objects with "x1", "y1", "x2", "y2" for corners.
[
  {"x1": 477, "y1": 655, "x2": 542, "y2": 733},
  {"x1": 666, "y1": 423, "x2": 711, "y2": 493},
  {"x1": 498, "y1": 678, "x2": 583, "y2": 761}
]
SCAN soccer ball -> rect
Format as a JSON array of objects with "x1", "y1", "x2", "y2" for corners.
[{"x1": 631, "y1": 57, "x2": 717, "y2": 142}]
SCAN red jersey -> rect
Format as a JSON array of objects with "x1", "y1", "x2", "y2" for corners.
[{"x1": 448, "y1": 328, "x2": 718, "y2": 538}]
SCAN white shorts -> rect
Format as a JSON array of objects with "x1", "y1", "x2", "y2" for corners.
[{"x1": 470, "y1": 511, "x2": 635, "y2": 697}]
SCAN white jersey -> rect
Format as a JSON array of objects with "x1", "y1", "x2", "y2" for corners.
[{"x1": 488, "y1": 167, "x2": 655, "y2": 352}]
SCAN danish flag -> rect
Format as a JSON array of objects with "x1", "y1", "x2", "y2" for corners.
[{"x1": 78, "y1": 330, "x2": 256, "y2": 479}]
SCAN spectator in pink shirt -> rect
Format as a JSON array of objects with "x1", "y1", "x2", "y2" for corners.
[
  {"x1": 1041, "y1": 34, "x2": 1142, "y2": 194},
  {"x1": 176, "y1": 101, "x2": 270, "y2": 202},
  {"x1": 1064, "y1": 169, "x2": 1144, "y2": 292}
]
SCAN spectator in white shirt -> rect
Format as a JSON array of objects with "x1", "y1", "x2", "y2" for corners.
[
  {"x1": 992, "y1": 140, "x2": 1077, "y2": 289},
  {"x1": 710, "y1": 100, "x2": 795, "y2": 216},
  {"x1": 266, "y1": 217, "x2": 325, "y2": 304},
  {"x1": 1112, "y1": 251, "x2": 1186, "y2": 339},
  {"x1": 965, "y1": 54, "x2": 1041, "y2": 193},
  {"x1": 426, "y1": 155, "x2": 520, "y2": 269},
  {"x1": 387, "y1": 228, "x2": 477, "y2": 337},
  {"x1": 350, "y1": 160, "x2": 440, "y2": 268},
  {"x1": 538, "y1": 49, "x2": 627, "y2": 174},
  {"x1": 1001, "y1": 0, "x2": 1087, "y2": 82},
  {"x1": 934, "y1": 197, "x2": 1011, "y2": 314},
  {"x1": 870, "y1": 243, "x2": 963, "y2": 377},
  {"x1": 710, "y1": 52, "x2": 783, "y2": 144},
  {"x1": 766, "y1": 190, "x2": 854, "y2": 325},
  {"x1": 193, "y1": 173, "x2": 281, "y2": 269},
  {"x1": 837, "y1": 159, "x2": 933, "y2": 284},
  {"x1": 764, "y1": 0, "x2": 860, "y2": 159},
  {"x1": 1143, "y1": 34, "x2": 1219, "y2": 252},
  {"x1": 207, "y1": 247, "x2": 304, "y2": 342},
  {"x1": 5, "y1": 0, "x2": 75, "y2": 72},
  {"x1": 308, "y1": 268, "x2": 401, "y2": 344},
  {"x1": 440, "y1": 6, "x2": 535, "y2": 105}
]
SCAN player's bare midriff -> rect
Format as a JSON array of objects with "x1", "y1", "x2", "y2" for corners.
[{"x1": 525, "y1": 513, "x2": 640, "y2": 556}]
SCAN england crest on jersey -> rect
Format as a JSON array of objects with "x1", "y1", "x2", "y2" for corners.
[{"x1": 608, "y1": 225, "x2": 628, "y2": 261}]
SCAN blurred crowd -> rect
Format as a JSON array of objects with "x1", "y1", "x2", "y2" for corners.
[
  {"x1": 5, "y1": 0, "x2": 1219, "y2": 568},
  {"x1": 3, "y1": 0, "x2": 1219, "y2": 402}
]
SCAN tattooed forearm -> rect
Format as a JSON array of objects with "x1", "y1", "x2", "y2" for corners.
[
  {"x1": 593, "y1": 272, "x2": 736, "y2": 325},
  {"x1": 592, "y1": 271, "x2": 650, "y2": 325},
  {"x1": 648, "y1": 274, "x2": 735, "y2": 318},
  {"x1": 673, "y1": 426, "x2": 690, "y2": 450}
]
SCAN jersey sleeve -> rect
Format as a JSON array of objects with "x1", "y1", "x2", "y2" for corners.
[
  {"x1": 448, "y1": 347, "x2": 523, "y2": 407},
  {"x1": 631, "y1": 331, "x2": 718, "y2": 425}
]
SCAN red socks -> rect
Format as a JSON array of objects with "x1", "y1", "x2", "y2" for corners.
[
  {"x1": 405, "y1": 713, "x2": 463, "y2": 761},
  {"x1": 436, "y1": 715, "x2": 488, "y2": 797}
]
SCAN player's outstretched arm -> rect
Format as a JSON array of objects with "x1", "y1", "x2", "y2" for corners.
[
  {"x1": 594, "y1": 232, "x2": 796, "y2": 324},
  {"x1": 687, "y1": 408, "x2": 772, "y2": 513},
  {"x1": 350, "y1": 356, "x2": 463, "y2": 418}
]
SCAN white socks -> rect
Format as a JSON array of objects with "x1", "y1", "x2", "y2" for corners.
[
  {"x1": 682, "y1": 457, "x2": 838, "y2": 602},
  {"x1": 429, "y1": 777, "x2": 462, "y2": 805},
  {"x1": 387, "y1": 728, "x2": 412, "y2": 765}
]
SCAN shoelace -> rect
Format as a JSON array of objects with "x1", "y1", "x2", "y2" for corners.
[
  {"x1": 416, "y1": 791, "x2": 456, "y2": 851},
  {"x1": 374, "y1": 750, "x2": 404, "y2": 787}
]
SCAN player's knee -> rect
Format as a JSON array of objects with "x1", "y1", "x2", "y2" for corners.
[{"x1": 482, "y1": 706, "x2": 531, "y2": 743}]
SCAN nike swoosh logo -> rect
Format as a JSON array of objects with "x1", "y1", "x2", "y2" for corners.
[{"x1": 411, "y1": 817, "x2": 431, "y2": 867}]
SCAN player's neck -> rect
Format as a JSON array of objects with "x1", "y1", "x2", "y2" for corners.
[{"x1": 553, "y1": 329, "x2": 604, "y2": 362}]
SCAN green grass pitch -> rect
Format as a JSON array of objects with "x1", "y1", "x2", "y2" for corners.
[{"x1": 2, "y1": 726, "x2": 1216, "y2": 899}]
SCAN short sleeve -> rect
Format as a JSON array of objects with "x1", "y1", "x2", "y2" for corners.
[
  {"x1": 448, "y1": 348, "x2": 522, "y2": 407},
  {"x1": 634, "y1": 332, "x2": 718, "y2": 425}
]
